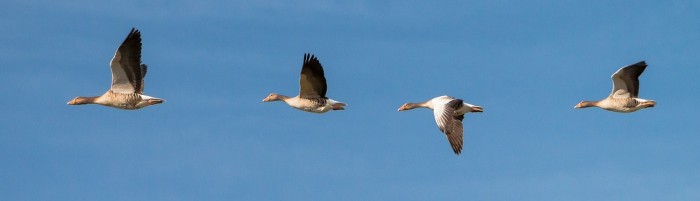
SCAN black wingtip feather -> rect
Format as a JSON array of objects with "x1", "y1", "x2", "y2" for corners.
[
  {"x1": 126, "y1": 27, "x2": 140, "y2": 40},
  {"x1": 624, "y1": 60, "x2": 648, "y2": 77},
  {"x1": 140, "y1": 64, "x2": 148, "y2": 78},
  {"x1": 628, "y1": 60, "x2": 647, "y2": 70},
  {"x1": 304, "y1": 53, "x2": 319, "y2": 65}
]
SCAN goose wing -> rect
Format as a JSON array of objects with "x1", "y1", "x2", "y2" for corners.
[
  {"x1": 299, "y1": 53, "x2": 327, "y2": 98},
  {"x1": 138, "y1": 64, "x2": 147, "y2": 94},
  {"x1": 450, "y1": 114, "x2": 465, "y2": 155},
  {"x1": 433, "y1": 98, "x2": 464, "y2": 155},
  {"x1": 610, "y1": 61, "x2": 647, "y2": 98},
  {"x1": 109, "y1": 28, "x2": 144, "y2": 94}
]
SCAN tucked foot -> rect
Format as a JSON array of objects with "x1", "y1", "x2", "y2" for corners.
[
  {"x1": 641, "y1": 101, "x2": 656, "y2": 108},
  {"x1": 332, "y1": 102, "x2": 346, "y2": 110},
  {"x1": 147, "y1": 99, "x2": 165, "y2": 105}
]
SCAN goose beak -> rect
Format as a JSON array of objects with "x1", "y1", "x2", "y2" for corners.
[{"x1": 397, "y1": 104, "x2": 407, "y2": 111}]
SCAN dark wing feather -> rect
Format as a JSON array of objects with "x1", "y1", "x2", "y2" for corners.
[
  {"x1": 109, "y1": 28, "x2": 143, "y2": 93},
  {"x1": 620, "y1": 61, "x2": 647, "y2": 97},
  {"x1": 448, "y1": 115, "x2": 464, "y2": 155},
  {"x1": 445, "y1": 99, "x2": 464, "y2": 155},
  {"x1": 141, "y1": 64, "x2": 148, "y2": 78},
  {"x1": 139, "y1": 64, "x2": 147, "y2": 94},
  {"x1": 299, "y1": 53, "x2": 327, "y2": 98}
]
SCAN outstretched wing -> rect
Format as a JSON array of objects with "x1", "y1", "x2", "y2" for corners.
[
  {"x1": 299, "y1": 53, "x2": 327, "y2": 98},
  {"x1": 109, "y1": 28, "x2": 144, "y2": 94},
  {"x1": 448, "y1": 114, "x2": 464, "y2": 155},
  {"x1": 433, "y1": 99, "x2": 464, "y2": 155},
  {"x1": 610, "y1": 61, "x2": 646, "y2": 98}
]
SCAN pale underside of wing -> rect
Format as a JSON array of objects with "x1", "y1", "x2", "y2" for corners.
[
  {"x1": 433, "y1": 99, "x2": 464, "y2": 154},
  {"x1": 109, "y1": 28, "x2": 144, "y2": 94},
  {"x1": 299, "y1": 53, "x2": 327, "y2": 99},
  {"x1": 610, "y1": 61, "x2": 646, "y2": 98}
]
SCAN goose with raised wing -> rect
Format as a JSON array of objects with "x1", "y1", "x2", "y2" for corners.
[
  {"x1": 67, "y1": 28, "x2": 164, "y2": 110},
  {"x1": 574, "y1": 61, "x2": 655, "y2": 113},
  {"x1": 398, "y1": 95, "x2": 483, "y2": 155},
  {"x1": 263, "y1": 53, "x2": 346, "y2": 113}
]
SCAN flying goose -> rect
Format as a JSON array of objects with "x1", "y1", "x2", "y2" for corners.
[
  {"x1": 67, "y1": 28, "x2": 164, "y2": 110},
  {"x1": 398, "y1": 95, "x2": 483, "y2": 155},
  {"x1": 574, "y1": 61, "x2": 655, "y2": 113},
  {"x1": 263, "y1": 53, "x2": 346, "y2": 113}
]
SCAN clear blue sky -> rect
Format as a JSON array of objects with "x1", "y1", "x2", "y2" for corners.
[{"x1": 2, "y1": 1, "x2": 699, "y2": 200}]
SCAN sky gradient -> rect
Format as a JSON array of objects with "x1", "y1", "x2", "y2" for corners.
[{"x1": 2, "y1": 1, "x2": 700, "y2": 200}]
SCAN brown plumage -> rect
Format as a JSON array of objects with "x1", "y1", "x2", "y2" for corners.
[
  {"x1": 299, "y1": 54, "x2": 327, "y2": 99},
  {"x1": 575, "y1": 61, "x2": 655, "y2": 113},
  {"x1": 67, "y1": 28, "x2": 164, "y2": 110},
  {"x1": 398, "y1": 95, "x2": 483, "y2": 155},
  {"x1": 263, "y1": 53, "x2": 345, "y2": 113}
]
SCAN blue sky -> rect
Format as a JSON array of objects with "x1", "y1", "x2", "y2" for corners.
[{"x1": 1, "y1": 0, "x2": 699, "y2": 200}]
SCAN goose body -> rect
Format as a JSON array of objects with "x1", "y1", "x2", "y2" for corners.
[
  {"x1": 68, "y1": 28, "x2": 164, "y2": 110},
  {"x1": 398, "y1": 95, "x2": 483, "y2": 155},
  {"x1": 263, "y1": 53, "x2": 346, "y2": 113},
  {"x1": 575, "y1": 61, "x2": 655, "y2": 113}
]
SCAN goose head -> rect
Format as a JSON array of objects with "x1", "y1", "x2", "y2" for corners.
[
  {"x1": 262, "y1": 93, "x2": 284, "y2": 102},
  {"x1": 67, "y1": 97, "x2": 94, "y2": 105},
  {"x1": 398, "y1": 103, "x2": 421, "y2": 111},
  {"x1": 574, "y1": 101, "x2": 596, "y2": 109}
]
